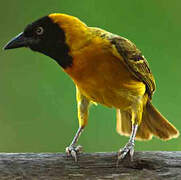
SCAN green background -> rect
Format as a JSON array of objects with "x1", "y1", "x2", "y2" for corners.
[{"x1": 0, "y1": 0, "x2": 181, "y2": 153}]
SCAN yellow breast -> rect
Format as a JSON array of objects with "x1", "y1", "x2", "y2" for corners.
[{"x1": 65, "y1": 37, "x2": 146, "y2": 109}]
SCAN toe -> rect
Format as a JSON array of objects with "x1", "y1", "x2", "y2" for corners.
[
  {"x1": 118, "y1": 149, "x2": 128, "y2": 160},
  {"x1": 129, "y1": 147, "x2": 134, "y2": 161},
  {"x1": 65, "y1": 145, "x2": 83, "y2": 162},
  {"x1": 70, "y1": 149, "x2": 78, "y2": 162},
  {"x1": 117, "y1": 142, "x2": 135, "y2": 161},
  {"x1": 65, "y1": 146, "x2": 73, "y2": 155},
  {"x1": 65, "y1": 146, "x2": 71, "y2": 155},
  {"x1": 75, "y1": 145, "x2": 83, "y2": 153}
]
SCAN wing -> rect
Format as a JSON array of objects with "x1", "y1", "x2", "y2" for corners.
[{"x1": 110, "y1": 36, "x2": 156, "y2": 99}]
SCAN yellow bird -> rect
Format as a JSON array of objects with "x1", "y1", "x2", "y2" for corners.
[{"x1": 4, "y1": 13, "x2": 179, "y2": 162}]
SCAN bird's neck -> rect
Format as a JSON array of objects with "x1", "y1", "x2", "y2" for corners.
[{"x1": 49, "y1": 14, "x2": 92, "y2": 51}]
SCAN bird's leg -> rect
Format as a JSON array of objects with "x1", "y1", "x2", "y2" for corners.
[
  {"x1": 118, "y1": 123, "x2": 138, "y2": 161},
  {"x1": 66, "y1": 87, "x2": 90, "y2": 162},
  {"x1": 66, "y1": 126, "x2": 84, "y2": 162},
  {"x1": 118, "y1": 98, "x2": 143, "y2": 163}
]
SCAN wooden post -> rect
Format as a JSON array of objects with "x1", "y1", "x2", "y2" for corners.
[{"x1": 0, "y1": 152, "x2": 180, "y2": 179}]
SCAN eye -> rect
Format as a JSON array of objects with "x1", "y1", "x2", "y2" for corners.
[{"x1": 35, "y1": 26, "x2": 44, "y2": 35}]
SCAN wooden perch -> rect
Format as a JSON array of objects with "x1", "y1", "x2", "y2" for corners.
[{"x1": 0, "y1": 152, "x2": 180, "y2": 180}]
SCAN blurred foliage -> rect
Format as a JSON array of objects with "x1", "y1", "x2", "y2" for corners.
[{"x1": 0, "y1": 0, "x2": 181, "y2": 152}]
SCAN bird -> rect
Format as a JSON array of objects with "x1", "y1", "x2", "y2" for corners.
[{"x1": 4, "y1": 13, "x2": 179, "y2": 162}]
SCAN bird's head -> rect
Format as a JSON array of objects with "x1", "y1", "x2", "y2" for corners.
[{"x1": 4, "y1": 13, "x2": 89, "y2": 68}]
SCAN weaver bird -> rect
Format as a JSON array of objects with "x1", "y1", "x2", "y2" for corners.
[{"x1": 4, "y1": 13, "x2": 179, "y2": 162}]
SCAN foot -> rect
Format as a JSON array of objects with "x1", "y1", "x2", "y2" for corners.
[
  {"x1": 118, "y1": 141, "x2": 135, "y2": 161},
  {"x1": 65, "y1": 145, "x2": 83, "y2": 162}
]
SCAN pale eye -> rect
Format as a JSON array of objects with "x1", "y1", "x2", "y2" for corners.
[{"x1": 36, "y1": 26, "x2": 44, "y2": 35}]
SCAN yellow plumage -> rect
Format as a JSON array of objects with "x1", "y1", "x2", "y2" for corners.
[
  {"x1": 5, "y1": 13, "x2": 179, "y2": 161},
  {"x1": 49, "y1": 14, "x2": 179, "y2": 141}
]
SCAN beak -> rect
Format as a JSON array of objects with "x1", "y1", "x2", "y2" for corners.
[{"x1": 4, "y1": 32, "x2": 28, "y2": 50}]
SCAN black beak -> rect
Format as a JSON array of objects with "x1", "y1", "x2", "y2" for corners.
[{"x1": 4, "y1": 32, "x2": 28, "y2": 50}]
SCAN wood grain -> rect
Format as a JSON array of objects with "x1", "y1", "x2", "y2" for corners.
[{"x1": 0, "y1": 152, "x2": 180, "y2": 180}]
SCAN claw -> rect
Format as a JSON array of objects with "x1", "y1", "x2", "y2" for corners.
[
  {"x1": 129, "y1": 146, "x2": 134, "y2": 161},
  {"x1": 117, "y1": 124, "x2": 138, "y2": 166},
  {"x1": 71, "y1": 149, "x2": 77, "y2": 162},
  {"x1": 65, "y1": 147, "x2": 71, "y2": 155},
  {"x1": 65, "y1": 145, "x2": 83, "y2": 162},
  {"x1": 75, "y1": 145, "x2": 83, "y2": 153},
  {"x1": 118, "y1": 141, "x2": 135, "y2": 161}
]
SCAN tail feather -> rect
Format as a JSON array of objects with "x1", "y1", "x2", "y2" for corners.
[
  {"x1": 116, "y1": 101, "x2": 179, "y2": 141},
  {"x1": 144, "y1": 101, "x2": 179, "y2": 140},
  {"x1": 116, "y1": 109, "x2": 153, "y2": 140},
  {"x1": 116, "y1": 109, "x2": 131, "y2": 137}
]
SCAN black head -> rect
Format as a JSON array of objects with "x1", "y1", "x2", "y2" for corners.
[{"x1": 4, "y1": 16, "x2": 72, "y2": 68}]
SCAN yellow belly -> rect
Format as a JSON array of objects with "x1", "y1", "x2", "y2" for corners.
[{"x1": 65, "y1": 42, "x2": 146, "y2": 109}]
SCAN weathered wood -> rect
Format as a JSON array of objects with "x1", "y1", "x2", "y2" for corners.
[{"x1": 0, "y1": 152, "x2": 180, "y2": 180}]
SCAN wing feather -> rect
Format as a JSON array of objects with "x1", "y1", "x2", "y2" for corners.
[{"x1": 110, "y1": 36, "x2": 156, "y2": 98}]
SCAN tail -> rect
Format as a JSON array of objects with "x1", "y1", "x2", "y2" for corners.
[{"x1": 116, "y1": 101, "x2": 179, "y2": 141}]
